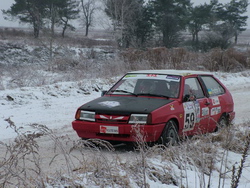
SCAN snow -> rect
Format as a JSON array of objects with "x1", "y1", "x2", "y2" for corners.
[
  {"x1": 1, "y1": 70, "x2": 250, "y2": 187},
  {"x1": 0, "y1": 81, "x2": 104, "y2": 140}
]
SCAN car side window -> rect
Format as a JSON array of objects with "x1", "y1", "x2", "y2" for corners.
[
  {"x1": 200, "y1": 76, "x2": 225, "y2": 97},
  {"x1": 184, "y1": 77, "x2": 205, "y2": 99}
]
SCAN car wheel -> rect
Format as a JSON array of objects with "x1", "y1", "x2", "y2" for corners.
[
  {"x1": 158, "y1": 120, "x2": 179, "y2": 146},
  {"x1": 216, "y1": 114, "x2": 229, "y2": 131}
]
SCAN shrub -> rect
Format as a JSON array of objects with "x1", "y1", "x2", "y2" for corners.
[{"x1": 202, "y1": 48, "x2": 249, "y2": 72}]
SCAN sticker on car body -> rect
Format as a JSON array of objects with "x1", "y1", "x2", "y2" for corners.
[
  {"x1": 202, "y1": 107, "x2": 209, "y2": 116},
  {"x1": 100, "y1": 126, "x2": 119, "y2": 134},
  {"x1": 183, "y1": 101, "x2": 200, "y2": 131},
  {"x1": 98, "y1": 101, "x2": 120, "y2": 108},
  {"x1": 123, "y1": 74, "x2": 181, "y2": 82},
  {"x1": 147, "y1": 74, "x2": 157, "y2": 77},
  {"x1": 166, "y1": 75, "x2": 180, "y2": 80},
  {"x1": 211, "y1": 106, "x2": 221, "y2": 116},
  {"x1": 211, "y1": 96, "x2": 220, "y2": 105}
]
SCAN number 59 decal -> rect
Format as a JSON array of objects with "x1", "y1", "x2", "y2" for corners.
[
  {"x1": 184, "y1": 112, "x2": 195, "y2": 130},
  {"x1": 183, "y1": 101, "x2": 200, "y2": 131}
]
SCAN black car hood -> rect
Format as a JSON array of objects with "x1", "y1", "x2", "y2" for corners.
[{"x1": 79, "y1": 96, "x2": 173, "y2": 115}]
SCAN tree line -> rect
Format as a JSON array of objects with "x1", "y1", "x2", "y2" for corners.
[{"x1": 2, "y1": 0, "x2": 249, "y2": 51}]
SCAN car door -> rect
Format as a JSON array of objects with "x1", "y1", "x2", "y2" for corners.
[
  {"x1": 199, "y1": 75, "x2": 227, "y2": 131},
  {"x1": 182, "y1": 77, "x2": 212, "y2": 135}
]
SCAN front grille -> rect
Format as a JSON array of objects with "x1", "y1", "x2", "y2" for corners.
[
  {"x1": 95, "y1": 114, "x2": 129, "y2": 124},
  {"x1": 96, "y1": 119, "x2": 127, "y2": 123}
]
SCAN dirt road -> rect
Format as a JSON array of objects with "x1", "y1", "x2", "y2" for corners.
[{"x1": 227, "y1": 81, "x2": 250, "y2": 124}]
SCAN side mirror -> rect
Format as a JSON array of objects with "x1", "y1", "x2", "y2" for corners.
[
  {"x1": 183, "y1": 94, "x2": 196, "y2": 102},
  {"x1": 101, "y1": 90, "x2": 107, "y2": 96}
]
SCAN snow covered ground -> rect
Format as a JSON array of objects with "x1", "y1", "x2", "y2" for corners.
[
  {"x1": 0, "y1": 80, "x2": 111, "y2": 140},
  {"x1": 1, "y1": 70, "x2": 250, "y2": 187},
  {"x1": 1, "y1": 70, "x2": 250, "y2": 141}
]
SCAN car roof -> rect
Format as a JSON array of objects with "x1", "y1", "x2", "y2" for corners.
[{"x1": 127, "y1": 69, "x2": 212, "y2": 76}]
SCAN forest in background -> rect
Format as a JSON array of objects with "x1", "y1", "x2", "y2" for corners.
[
  {"x1": 2, "y1": 0, "x2": 249, "y2": 51},
  {"x1": 0, "y1": 0, "x2": 250, "y2": 89}
]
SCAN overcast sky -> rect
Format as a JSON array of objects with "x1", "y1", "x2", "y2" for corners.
[{"x1": 1, "y1": 0, "x2": 250, "y2": 28}]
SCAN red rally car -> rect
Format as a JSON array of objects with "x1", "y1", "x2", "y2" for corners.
[{"x1": 72, "y1": 70, "x2": 235, "y2": 145}]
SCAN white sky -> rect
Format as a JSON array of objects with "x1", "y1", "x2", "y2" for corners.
[
  {"x1": 0, "y1": 0, "x2": 250, "y2": 28},
  {"x1": 0, "y1": 0, "x2": 19, "y2": 27}
]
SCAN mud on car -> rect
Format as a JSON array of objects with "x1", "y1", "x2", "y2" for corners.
[{"x1": 72, "y1": 70, "x2": 235, "y2": 145}]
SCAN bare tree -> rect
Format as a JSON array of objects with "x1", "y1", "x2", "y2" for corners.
[
  {"x1": 104, "y1": 0, "x2": 150, "y2": 48},
  {"x1": 80, "y1": 0, "x2": 98, "y2": 36},
  {"x1": 48, "y1": 3, "x2": 57, "y2": 71},
  {"x1": 104, "y1": 0, "x2": 132, "y2": 46}
]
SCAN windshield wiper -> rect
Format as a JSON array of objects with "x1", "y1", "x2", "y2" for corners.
[
  {"x1": 110, "y1": 89, "x2": 137, "y2": 96},
  {"x1": 137, "y1": 93, "x2": 169, "y2": 99}
]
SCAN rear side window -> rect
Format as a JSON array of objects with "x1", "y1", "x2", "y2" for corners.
[{"x1": 201, "y1": 76, "x2": 225, "y2": 96}]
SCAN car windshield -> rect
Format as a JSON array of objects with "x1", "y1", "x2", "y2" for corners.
[{"x1": 107, "y1": 73, "x2": 181, "y2": 98}]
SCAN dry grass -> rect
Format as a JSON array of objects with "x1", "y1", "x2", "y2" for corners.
[
  {"x1": 1, "y1": 28, "x2": 250, "y2": 90},
  {"x1": 203, "y1": 48, "x2": 250, "y2": 72},
  {"x1": 1, "y1": 118, "x2": 249, "y2": 187},
  {"x1": 119, "y1": 47, "x2": 250, "y2": 72},
  {"x1": 120, "y1": 47, "x2": 200, "y2": 70},
  {"x1": 0, "y1": 27, "x2": 32, "y2": 39}
]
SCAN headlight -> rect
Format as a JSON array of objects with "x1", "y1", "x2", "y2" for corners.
[
  {"x1": 78, "y1": 110, "x2": 95, "y2": 121},
  {"x1": 129, "y1": 114, "x2": 148, "y2": 124}
]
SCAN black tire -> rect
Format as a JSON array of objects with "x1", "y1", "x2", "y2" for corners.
[
  {"x1": 216, "y1": 114, "x2": 229, "y2": 131},
  {"x1": 158, "y1": 120, "x2": 179, "y2": 146}
]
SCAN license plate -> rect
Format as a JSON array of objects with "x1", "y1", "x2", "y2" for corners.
[{"x1": 100, "y1": 125, "x2": 119, "y2": 134}]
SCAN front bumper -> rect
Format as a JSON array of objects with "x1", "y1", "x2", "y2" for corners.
[{"x1": 72, "y1": 120, "x2": 165, "y2": 142}]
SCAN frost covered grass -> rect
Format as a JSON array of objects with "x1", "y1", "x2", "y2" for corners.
[
  {"x1": 0, "y1": 119, "x2": 249, "y2": 188},
  {"x1": 0, "y1": 30, "x2": 249, "y2": 90}
]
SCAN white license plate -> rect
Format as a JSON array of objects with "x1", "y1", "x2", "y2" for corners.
[{"x1": 100, "y1": 125, "x2": 119, "y2": 134}]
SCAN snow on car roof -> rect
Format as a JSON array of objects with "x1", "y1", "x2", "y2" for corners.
[{"x1": 128, "y1": 69, "x2": 212, "y2": 76}]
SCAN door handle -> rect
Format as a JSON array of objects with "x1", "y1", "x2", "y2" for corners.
[{"x1": 205, "y1": 102, "x2": 210, "y2": 106}]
